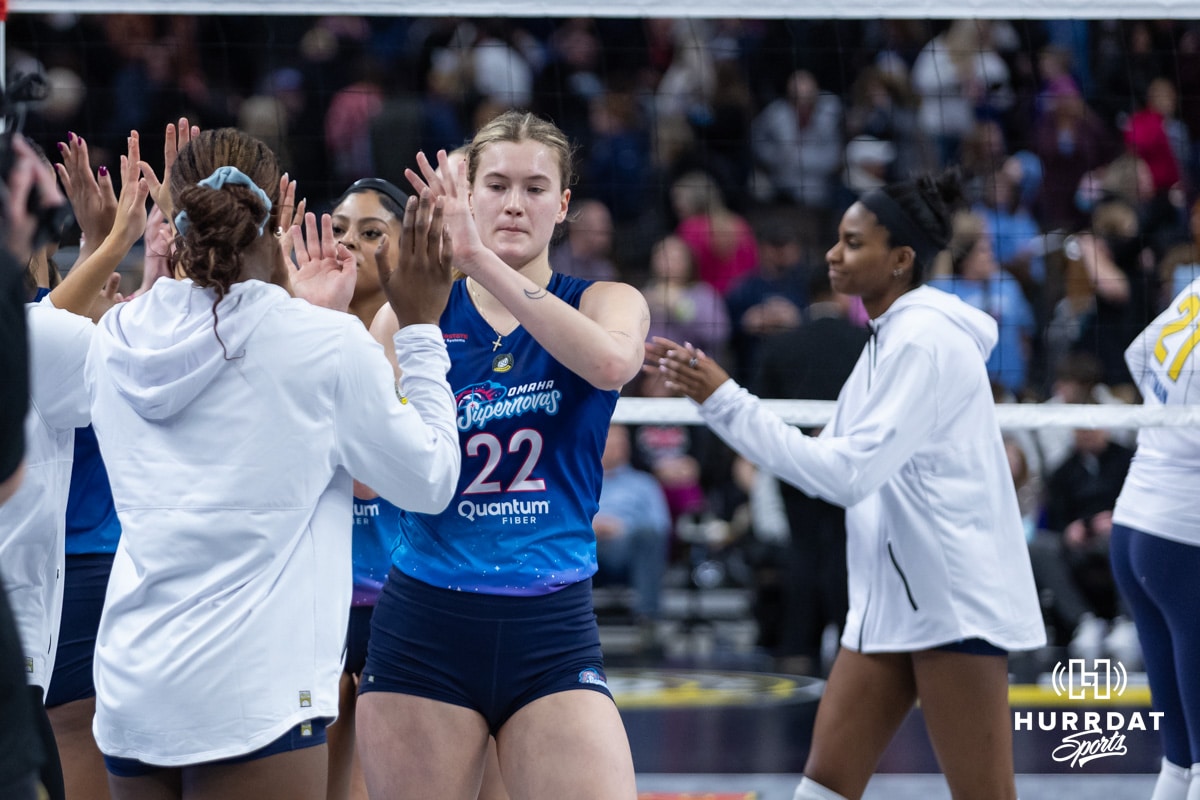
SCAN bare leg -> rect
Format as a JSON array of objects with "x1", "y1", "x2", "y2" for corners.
[
  {"x1": 496, "y1": 690, "x2": 636, "y2": 800},
  {"x1": 49, "y1": 697, "x2": 111, "y2": 800},
  {"x1": 356, "y1": 692, "x2": 490, "y2": 800},
  {"x1": 477, "y1": 738, "x2": 510, "y2": 800},
  {"x1": 803, "y1": 648, "x2": 918, "y2": 800},
  {"x1": 108, "y1": 767, "x2": 182, "y2": 800},
  {"x1": 187, "y1": 745, "x2": 327, "y2": 800},
  {"x1": 327, "y1": 671, "x2": 368, "y2": 800},
  {"x1": 912, "y1": 650, "x2": 1016, "y2": 800}
]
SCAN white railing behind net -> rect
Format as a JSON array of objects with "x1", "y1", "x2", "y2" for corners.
[{"x1": 613, "y1": 397, "x2": 1200, "y2": 429}]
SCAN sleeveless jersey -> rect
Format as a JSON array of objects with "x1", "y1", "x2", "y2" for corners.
[
  {"x1": 393, "y1": 274, "x2": 618, "y2": 595},
  {"x1": 352, "y1": 493, "x2": 402, "y2": 606},
  {"x1": 64, "y1": 424, "x2": 122, "y2": 555}
]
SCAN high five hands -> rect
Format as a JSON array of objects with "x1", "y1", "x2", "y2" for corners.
[
  {"x1": 643, "y1": 337, "x2": 730, "y2": 405},
  {"x1": 376, "y1": 190, "x2": 453, "y2": 328}
]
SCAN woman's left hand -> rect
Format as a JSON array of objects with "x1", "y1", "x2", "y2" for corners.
[
  {"x1": 290, "y1": 212, "x2": 356, "y2": 311},
  {"x1": 644, "y1": 336, "x2": 729, "y2": 404}
]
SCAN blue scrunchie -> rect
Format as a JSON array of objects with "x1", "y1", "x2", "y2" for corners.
[{"x1": 173, "y1": 166, "x2": 273, "y2": 237}]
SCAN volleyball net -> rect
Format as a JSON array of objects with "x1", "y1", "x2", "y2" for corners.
[{"x1": 5, "y1": 5, "x2": 1199, "y2": 429}]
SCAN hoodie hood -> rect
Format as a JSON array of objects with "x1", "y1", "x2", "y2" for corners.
[
  {"x1": 877, "y1": 284, "x2": 998, "y2": 361},
  {"x1": 95, "y1": 279, "x2": 289, "y2": 420}
]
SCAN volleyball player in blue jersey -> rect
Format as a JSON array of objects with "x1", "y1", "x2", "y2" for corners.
[
  {"x1": 358, "y1": 111, "x2": 649, "y2": 799},
  {"x1": 323, "y1": 178, "x2": 409, "y2": 800}
]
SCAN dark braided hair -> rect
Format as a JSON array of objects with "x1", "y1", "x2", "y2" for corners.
[
  {"x1": 168, "y1": 129, "x2": 282, "y2": 354},
  {"x1": 878, "y1": 168, "x2": 967, "y2": 286}
]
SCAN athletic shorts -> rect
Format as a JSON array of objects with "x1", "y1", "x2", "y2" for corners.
[
  {"x1": 360, "y1": 568, "x2": 612, "y2": 735},
  {"x1": 46, "y1": 553, "x2": 114, "y2": 707},
  {"x1": 102, "y1": 718, "x2": 329, "y2": 778},
  {"x1": 344, "y1": 605, "x2": 375, "y2": 677},
  {"x1": 935, "y1": 637, "x2": 1007, "y2": 657}
]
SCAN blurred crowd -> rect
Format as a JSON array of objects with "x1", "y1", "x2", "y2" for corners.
[{"x1": 11, "y1": 13, "x2": 1194, "y2": 669}]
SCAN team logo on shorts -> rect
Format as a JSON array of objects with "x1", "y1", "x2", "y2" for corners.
[
  {"x1": 578, "y1": 668, "x2": 608, "y2": 690},
  {"x1": 492, "y1": 353, "x2": 514, "y2": 373}
]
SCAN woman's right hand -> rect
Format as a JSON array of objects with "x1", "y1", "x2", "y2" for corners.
[
  {"x1": 405, "y1": 149, "x2": 486, "y2": 275},
  {"x1": 54, "y1": 131, "x2": 117, "y2": 251},
  {"x1": 138, "y1": 116, "x2": 199, "y2": 224},
  {"x1": 377, "y1": 189, "x2": 453, "y2": 328}
]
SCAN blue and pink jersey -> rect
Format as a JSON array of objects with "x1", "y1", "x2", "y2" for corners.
[{"x1": 393, "y1": 274, "x2": 617, "y2": 595}]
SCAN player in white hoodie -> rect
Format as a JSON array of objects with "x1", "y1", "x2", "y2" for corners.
[
  {"x1": 648, "y1": 171, "x2": 1044, "y2": 800},
  {"x1": 84, "y1": 128, "x2": 461, "y2": 800}
]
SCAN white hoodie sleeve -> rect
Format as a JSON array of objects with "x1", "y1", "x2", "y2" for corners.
[
  {"x1": 699, "y1": 342, "x2": 940, "y2": 508},
  {"x1": 27, "y1": 303, "x2": 92, "y2": 430},
  {"x1": 333, "y1": 323, "x2": 460, "y2": 514}
]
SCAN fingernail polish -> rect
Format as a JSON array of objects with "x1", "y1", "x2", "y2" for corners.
[
  {"x1": 68, "y1": 131, "x2": 76, "y2": 142},
  {"x1": 98, "y1": 166, "x2": 108, "y2": 177},
  {"x1": 57, "y1": 142, "x2": 65, "y2": 151}
]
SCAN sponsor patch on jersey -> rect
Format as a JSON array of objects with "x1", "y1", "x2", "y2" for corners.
[
  {"x1": 443, "y1": 332, "x2": 468, "y2": 345},
  {"x1": 492, "y1": 352, "x2": 514, "y2": 372},
  {"x1": 299, "y1": 690, "x2": 312, "y2": 708}
]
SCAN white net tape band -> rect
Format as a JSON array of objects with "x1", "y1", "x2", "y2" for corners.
[{"x1": 10, "y1": 0, "x2": 1200, "y2": 18}]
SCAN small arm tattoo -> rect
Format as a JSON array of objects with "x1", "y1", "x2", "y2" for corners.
[{"x1": 524, "y1": 287, "x2": 547, "y2": 300}]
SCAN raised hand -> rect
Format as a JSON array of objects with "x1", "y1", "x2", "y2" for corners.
[
  {"x1": 644, "y1": 336, "x2": 729, "y2": 404},
  {"x1": 377, "y1": 189, "x2": 453, "y2": 328},
  {"x1": 107, "y1": 137, "x2": 153, "y2": 251},
  {"x1": 289, "y1": 211, "x2": 356, "y2": 312},
  {"x1": 54, "y1": 131, "x2": 117, "y2": 254},
  {"x1": 138, "y1": 116, "x2": 199, "y2": 222},
  {"x1": 3, "y1": 134, "x2": 68, "y2": 264},
  {"x1": 275, "y1": 172, "x2": 306, "y2": 263},
  {"x1": 404, "y1": 149, "x2": 485, "y2": 274},
  {"x1": 132, "y1": 204, "x2": 174, "y2": 298},
  {"x1": 86, "y1": 272, "x2": 126, "y2": 323}
]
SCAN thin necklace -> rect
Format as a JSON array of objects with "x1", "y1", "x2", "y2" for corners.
[{"x1": 468, "y1": 279, "x2": 506, "y2": 352}]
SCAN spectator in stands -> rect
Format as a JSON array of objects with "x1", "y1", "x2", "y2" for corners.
[
  {"x1": 593, "y1": 424, "x2": 672, "y2": 647},
  {"x1": 929, "y1": 211, "x2": 1036, "y2": 396},
  {"x1": 751, "y1": 270, "x2": 869, "y2": 676},
  {"x1": 1029, "y1": 425, "x2": 1140, "y2": 666},
  {"x1": 1157, "y1": 197, "x2": 1200, "y2": 310},
  {"x1": 750, "y1": 69, "x2": 843, "y2": 224},
  {"x1": 670, "y1": 170, "x2": 758, "y2": 295},
  {"x1": 910, "y1": 20, "x2": 1014, "y2": 166},
  {"x1": 1031, "y1": 75, "x2": 1120, "y2": 232},
  {"x1": 642, "y1": 234, "x2": 731, "y2": 365},
  {"x1": 549, "y1": 198, "x2": 619, "y2": 282},
  {"x1": 843, "y1": 62, "x2": 934, "y2": 185},
  {"x1": 724, "y1": 219, "x2": 811, "y2": 383}
]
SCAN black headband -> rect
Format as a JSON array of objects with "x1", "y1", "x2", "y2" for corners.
[
  {"x1": 859, "y1": 189, "x2": 942, "y2": 273},
  {"x1": 340, "y1": 178, "x2": 409, "y2": 218}
]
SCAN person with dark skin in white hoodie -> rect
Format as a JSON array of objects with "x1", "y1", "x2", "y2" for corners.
[
  {"x1": 647, "y1": 171, "x2": 1044, "y2": 800},
  {"x1": 83, "y1": 128, "x2": 461, "y2": 800}
]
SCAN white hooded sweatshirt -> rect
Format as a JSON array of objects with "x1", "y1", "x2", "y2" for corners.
[
  {"x1": 0, "y1": 301, "x2": 91, "y2": 691},
  {"x1": 699, "y1": 285, "x2": 1045, "y2": 652},
  {"x1": 85, "y1": 278, "x2": 460, "y2": 765}
]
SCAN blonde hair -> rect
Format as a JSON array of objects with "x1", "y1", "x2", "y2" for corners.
[{"x1": 467, "y1": 110, "x2": 575, "y2": 191}]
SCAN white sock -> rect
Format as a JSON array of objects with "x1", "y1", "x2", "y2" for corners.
[
  {"x1": 1186, "y1": 762, "x2": 1200, "y2": 800},
  {"x1": 793, "y1": 777, "x2": 848, "y2": 800},
  {"x1": 1152, "y1": 758, "x2": 1191, "y2": 800}
]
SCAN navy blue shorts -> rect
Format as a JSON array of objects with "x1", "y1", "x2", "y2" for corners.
[
  {"x1": 46, "y1": 553, "x2": 114, "y2": 708},
  {"x1": 344, "y1": 605, "x2": 375, "y2": 677},
  {"x1": 360, "y1": 568, "x2": 611, "y2": 736},
  {"x1": 103, "y1": 718, "x2": 329, "y2": 778},
  {"x1": 935, "y1": 638, "x2": 1007, "y2": 657}
]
